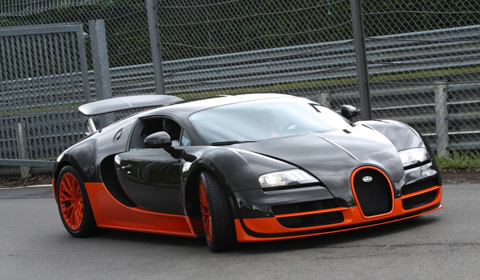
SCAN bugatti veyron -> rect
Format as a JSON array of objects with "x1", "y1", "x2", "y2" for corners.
[{"x1": 53, "y1": 93, "x2": 442, "y2": 252}]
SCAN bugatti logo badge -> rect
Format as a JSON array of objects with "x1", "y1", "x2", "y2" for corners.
[{"x1": 362, "y1": 176, "x2": 373, "y2": 183}]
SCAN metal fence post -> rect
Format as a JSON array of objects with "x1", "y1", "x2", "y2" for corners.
[
  {"x1": 435, "y1": 81, "x2": 449, "y2": 157},
  {"x1": 146, "y1": 0, "x2": 166, "y2": 95},
  {"x1": 350, "y1": 0, "x2": 372, "y2": 120},
  {"x1": 16, "y1": 121, "x2": 31, "y2": 178},
  {"x1": 318, "y1": 91, "x2": 331, "y2": 108},
  {"x1": 89, "y1": 19, "x2": 114, "y2": 127},
  {"x1": 76, "y1": 25, "x2": 91, "y2": 104}
]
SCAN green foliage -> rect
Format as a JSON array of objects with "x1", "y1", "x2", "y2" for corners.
[
  {"x1": 363, "y1": 0, "x2": 480, "y2": 36},
  {"x1": 1, "y1": 0, "x2": 151, "y2": 68},
  {"x1": 436, "y1": 150, "x2": 480, "y2": 169},
  {"x1": 2, "y1": 0, "x2": 479, "y2": 63},
  {"x1": 157, "y1": 0, "x2": 353, "y2": 60}
]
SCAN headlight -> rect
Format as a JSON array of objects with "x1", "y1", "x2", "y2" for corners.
[
  {"x1": 399, "y1": 148, "x2": 429, "y2": 167},
  {"x1": 258, "y1": 169, "x2": 318, "y2": 188}
]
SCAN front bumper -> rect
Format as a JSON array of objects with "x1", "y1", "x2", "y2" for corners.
[
  {"x1": 235, "y1": 185, "x2": 441, "y2": 242},
  {"x1": 233, "y1": 164, "x2": 442, "y2": 242}
]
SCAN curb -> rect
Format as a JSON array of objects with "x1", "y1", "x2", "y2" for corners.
[{"x1": 0, "y1": 185, "x2": 54, "y2": 199}]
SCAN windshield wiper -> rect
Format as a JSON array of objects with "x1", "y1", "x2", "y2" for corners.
[{"x1": 211, "y1": 140, "x2": 256, "y2": 146}]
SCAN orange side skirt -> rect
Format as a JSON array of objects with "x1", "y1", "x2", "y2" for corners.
[{"x1": 84, "y1": 182, "x2": 197, "y2": 238}]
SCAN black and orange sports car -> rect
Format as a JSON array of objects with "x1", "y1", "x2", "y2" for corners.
[{"x1": 53, "y1": 93, "x2": 442, "y2": 252}]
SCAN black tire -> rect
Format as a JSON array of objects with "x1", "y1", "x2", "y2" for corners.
[
  {"x1": 56, "y1": 166, "x2": 98, "y2": 237},
  {"x1": 198, "y1": 171, "x2": 236, "y2": 252}
]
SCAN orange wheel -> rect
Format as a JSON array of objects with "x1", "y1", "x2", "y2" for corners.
[
  {"x1": 198, "y1": 172, "x2": 236, "y2": 252},
  {"x1": 59, "y1": 173, "x2": 84, "y2": 231},
  {"x1": 56, "y1": 166, "x2": 97, "y2": 237},
  {"x1": 199, "y1": 181, "x2": 212, "y2": 242}
]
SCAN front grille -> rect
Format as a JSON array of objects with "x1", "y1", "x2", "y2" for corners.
[
  {"x1": 403, "y1": 190, "x2": 438, "y2": 210},
  {"x1": 352, "y1": 168, "x2": 393, "y2": 217},
  {"x1": 277, "y1": 211, "x2": 344, "y2": 228}
]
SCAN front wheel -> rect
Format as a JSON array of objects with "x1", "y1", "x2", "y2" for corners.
[
  {"x1": 198, "y1": 171, "x2": 236, "y2": 252},
  {"x1": 56, "y1": 166, "x2": 97, "y2": 237}
]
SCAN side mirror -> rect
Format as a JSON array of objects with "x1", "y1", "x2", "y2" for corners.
[
  {"x1": 341, "y1": 105, "x2": 360, "y2": 120},
  {"x1": 144, "y1": 131, "x2": 171, "y2": 148}
]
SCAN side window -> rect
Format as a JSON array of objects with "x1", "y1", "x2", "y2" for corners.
[
  {"x1": 130, "y1": 117, "x2": 185, "y2": 149},
  {"x1": 164, "y1": 119, "x2": 182, "y2": 146},
  {"x1": 129, "y1": 118, "x2": 163, "y2": 150},
  {"x1": 181, "y1": 130, "x2": 191, "y2": 146}
]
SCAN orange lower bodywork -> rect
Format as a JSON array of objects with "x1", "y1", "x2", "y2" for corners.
[
  {"x1": 84, "y1": 182, "x2": 197, "y2": 238},
  {"x1": 235, "y1": 185, "x2": 442, "y2": 242},
  {"x1": 72, "y1": 181, "x2": 441, "y2": 242}
]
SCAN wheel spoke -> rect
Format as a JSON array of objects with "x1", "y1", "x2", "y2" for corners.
[
  {"x1": 59, "y1": 184, "x2": 72, "y2": 198},
  {"x1": 73, "y1": 204, "x2": 83, "y2": 229}
]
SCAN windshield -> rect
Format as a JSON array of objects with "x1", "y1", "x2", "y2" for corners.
[{"x1": 190, "y1": 98, "x2": 352, "y2": 145}]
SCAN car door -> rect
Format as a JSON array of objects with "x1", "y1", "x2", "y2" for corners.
[
  {"x1": 115, "y1": 147, "x2": 184, "y2": 214},
  {"x1": 115, "y1": 116, "x2": 186, "y2": 215}
]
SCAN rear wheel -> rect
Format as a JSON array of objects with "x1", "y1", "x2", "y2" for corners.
[
  {"x1": 198, "y1": 171, "x2": 236, "y2": 252},
  {"x1": 56, "y1": 166, "x2": 97, "y2": 237}
]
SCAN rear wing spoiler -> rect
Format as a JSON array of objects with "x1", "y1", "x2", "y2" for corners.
[{"x1": 78, "y1": 95, "x2": 183, "y2": 133}]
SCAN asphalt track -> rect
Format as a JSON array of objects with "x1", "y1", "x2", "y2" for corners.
[{"x1": 1, "y1": 183, "x2": 479, "y2": 279}]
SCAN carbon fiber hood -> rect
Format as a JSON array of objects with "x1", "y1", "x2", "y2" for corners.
[{"x1": 231, "y1": 125, "x2": 406, "y2": 200}]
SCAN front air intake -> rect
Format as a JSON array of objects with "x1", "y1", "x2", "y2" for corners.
[{"x1": 352, "y1": 167, "x2": 393, "y2": 217}]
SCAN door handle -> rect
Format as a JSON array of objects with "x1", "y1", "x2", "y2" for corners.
[{"x1": 121, "y1": 164, "x2": 133, "y2": 172}]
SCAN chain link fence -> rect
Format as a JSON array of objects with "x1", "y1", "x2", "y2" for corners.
[
  {"x1": 1, "y1": 0, "x2": 480, "y2": 181},
  {"x1": 362, "y1": 1, "x2": 480, "y2": 157}
]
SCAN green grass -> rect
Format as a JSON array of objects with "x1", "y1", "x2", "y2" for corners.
[
  {"x1": 179, "y1": 66, "x2": 480, "y2": 98},
  {"x1": 435, "y1": 150, "x2": 480, "y2": 169},
  {"x1": 1, "y1": 104, "x2": 80, "y2": 117}
]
